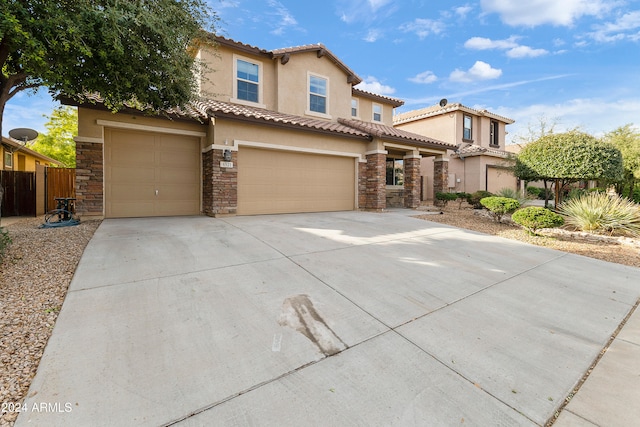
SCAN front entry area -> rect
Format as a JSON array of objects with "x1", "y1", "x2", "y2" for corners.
[
  {"x1": 104, "y1": 128, "x2": 201, "y2": 218},
  {"x1": 237, "y1": 147, "x2": 356, "y2": 215}
]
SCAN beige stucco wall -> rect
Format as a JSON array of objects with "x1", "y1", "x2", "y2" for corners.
[{"x1": 77, "y1": 108, "x2": 208, "y2": 145}]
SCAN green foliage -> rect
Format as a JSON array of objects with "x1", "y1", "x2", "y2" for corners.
[
  {"x1": 29, "y1": 106, "x2": 77, "y2": 167},
  {"x1": 512, "y1": 207, "x2": 564, "y2": 235},
  {"x1": 467, "y1": 191, "x2": 494, "y2": 209},
  {"x1": 480, "y1": 197, "x2": 520, "y2": 222},
  {"x1": 603, "y1": 124, "x2": 640, "y2": 201},
  {"x1": 497, "y1": 187, "x2": 530, "y2": 206},
  {"x1": 435, "y1": 192, "x2": 458, "y2": 207},
  {"x1": 526, "y1": 186, "x2": 543, "y2": 199},
  {"x1": 622, "y1": 186, "x2": 640, "y2": 203},
  {"x1": 514, "y1": 131, "x2": 624, "y2": 183},
  {"x1": 559, "y1": 192, "x2": 640, "y2": 236},
  {"x1": 0, "y1": 0, "x2": 217, "y2": 137},
  {"x1": 454, "y1": 192, "x2": 470, "y2": 209},
  {"x1": 0, "y1": 227, "x2": 11, "y2": 261}
]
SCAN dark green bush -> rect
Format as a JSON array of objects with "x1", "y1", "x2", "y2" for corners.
[
  {"x1": 0, "y1": 227, "x2": 11, "y2": 261},
  {"x1": 435, "y1": 192, "x2": 459, "y2": 207},
  {"x1": 455, "y1": 192, "x2": 470, "y2": 209},
  {"x1": 512, "y1": 207, "x2": 564, "y2": 235},
  {"x1": 526, "y1": 186, "x2": 542, "y2": 198},
  {"x1": 480, "y1": 197, "x2": 520, "y2": 222},
  {"x1": 467, "y1": 191, "x2": 494, "y2": 209}
]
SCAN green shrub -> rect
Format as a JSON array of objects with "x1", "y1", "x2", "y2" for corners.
[
  {"x1": 480, "y1": 197, "x2": 520, "y2": 222},
  {"x1": 559, "y1": 192, "x2": 640, "y2": 236},
  {"x1": 435, "y1": 192, "x2": 459, "y2": 207},
  {"x1": 622, "y1": 186, "x2": 640, "y2": 203},
  {"x1": 512, "y1": 207, "x2": 564, "y2": 235},
  {"x1": 526, "y1": 186, "x2": 542, "y2": 198},
  {"x1": 455, "y1": 192, "x2": 470, "y2": 209},
  {"x1": 467, "y1": 191, "x2": 494, "y2": 209},
  {"x1": 0, "y1": 227, "x2": 11, "y2": 261},
  {"x1": 566, "y1": 188, "x2": 587, "y2": 200},
  {"x1": 497, "y1": 187, "x2": 530, "y2": 206}
]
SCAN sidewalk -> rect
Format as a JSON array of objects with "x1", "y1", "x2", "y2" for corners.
[{"x1": 554, "y1": 302, "x2": 640, "y2": 426}]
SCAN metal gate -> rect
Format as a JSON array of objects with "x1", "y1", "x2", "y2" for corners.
[{"x1": 0, "y1": 171, "x2": 36, "y2": 217}]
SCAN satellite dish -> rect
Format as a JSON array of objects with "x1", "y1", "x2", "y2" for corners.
[
  {"x1": 439, "y1": 98, "x2": 448, "y2": 108},
  {"x1": 9, "y1": 128, "x2": 39, "y2": 143}
]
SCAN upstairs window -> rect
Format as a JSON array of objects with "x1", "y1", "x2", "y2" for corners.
[
  {"x1": 490, "y1": 120, "x2": 499, "y2": 147},
  {"x1": 373, "y1": 104, "x2": 382, "y2": 122},
  {"x1": 309, "y1": 75, "x2": 327, "y2": 114},
  {"x1": 236, "y1": 59, "x2": 259, "y2": 103},
  {"x1": 351, "y1": 99, "x2": 358, "y2": 117},
  {"x1": 463, "y1": 114, "x2": 473, "y2": 141}
]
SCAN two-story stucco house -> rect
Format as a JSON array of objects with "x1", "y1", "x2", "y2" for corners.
[
  {"x1": 394, "y1": 102, "x2": 516, "y2": 200},
  {"x1": 68, "y1": 35, "x2": 455, "y2": 219}
]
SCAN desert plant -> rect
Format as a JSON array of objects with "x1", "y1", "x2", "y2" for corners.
[
  {"x1": 435, "y1": 192, "x2": 459, "y2": 207},
  {"x1": 512, "y1": 207, "x2": 564, "y2": 235},
  {"x1": 480, "y1": 197, "x2": 520, "y2": 222},
  {"x1": 467, "y1": 190, "x2": 494, "y2": 209},
  {"x1": 0, "y1": 227, "x2": 11, "y2": 261},
  {"x1": 526, "y1": 186, "x2": 543, "y2": 199},
  {"x1": 559, "y1": 192, "x2": 640, "y2": 236},
  {"x1": 497, "y1": 187, "x2": 530, "y2": 206}
]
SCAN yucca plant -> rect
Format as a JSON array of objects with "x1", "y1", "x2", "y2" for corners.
[
  {"x1": 559, "y1": 192, "x2": 640, "y2": 236},
  {"x1": 497, "y1": 187, "x2": 531, "y2": 206}
]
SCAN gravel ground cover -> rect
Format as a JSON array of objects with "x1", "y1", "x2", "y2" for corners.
[
  {"x1": 416, "y1": 205, "x2": 640, "y2": 268},
  {"x1": 0, "y1": 217, "x2": 100, "y2": 426},
  {"x1": 1, "y1": 209, "x2": 638, "y2": 426}
]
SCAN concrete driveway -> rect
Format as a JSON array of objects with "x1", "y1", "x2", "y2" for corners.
[{"x1": 16, "y1": 211, "x2": 640, "y2": 426}]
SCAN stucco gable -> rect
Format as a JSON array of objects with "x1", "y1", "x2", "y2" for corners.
[
  {"x1": 338, "y1": 118, "x2": 454, "y2": 150},
  {"x1": 394, "y1": 102, "x2": 514, "y2": 125}
]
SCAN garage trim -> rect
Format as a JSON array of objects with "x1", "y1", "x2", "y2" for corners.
[
  {"x1": 97, "y1": 119, "x2": 207, "y2": 138},
  {"x1": 235, "y1": 139, "x2": 363, "y2": 160}
]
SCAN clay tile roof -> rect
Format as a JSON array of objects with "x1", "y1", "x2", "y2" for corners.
[
  {"x1": 352, "y1": 88, "x2": 404, "y2": 107},
  {"x1": 271, "y1": 44, "x2": 362, "y2": 85},
  {"x1": 393, "y1": 102, "x2": 515, "y2": 125},
  {"x1": 195, "y1": 99, "x2": 371, "y2": 139},
  {"x1": 338, "y1": 118, "x2": 455, "y2": 150},
  {"x1": 213, "y1": 35, "x2": 272, "y2": 57},
  {"x1": 451, "y1": 144, "x2": 514, "y2": 159}
]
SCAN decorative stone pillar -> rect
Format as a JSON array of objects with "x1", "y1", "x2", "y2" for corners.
[
  {"x1": 403, "y1": 154, "x2": 421, "y2": 209},
  {"x1": 358, "y1": 160, "x2": 367, "y2": 209},
  {"x1": 202, "y1": 148, "x2": 237, "y2": 216},
  {"x1": 75, "y1": 141, "x2": 104, "y2": 218},
  {"x1": 433, "y1": 156, "x2": 449, "y2": 196},
  {"x1": 364, "y1": 152, "x2": 386, "y2": 211}
]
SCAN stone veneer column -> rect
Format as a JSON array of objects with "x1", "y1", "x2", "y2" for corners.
[
  {"x1": 433, "y1": 156, "x2": 449, "y2": 196},
  {"x1": 75, "y1": 141, "x2": 104, "y2": 218},
  {"x1": 358, "y1": 160, "x2": 367, "y2": 209},
  {"x1": 202, "y1": 148, "x2": 237, "y2": 216},
  {"x1": 403, "y1": 155, "x2": 421, "y2": 209},
  {"x1": 364, "y1": 152, "x2": 386, "y2": 211}
]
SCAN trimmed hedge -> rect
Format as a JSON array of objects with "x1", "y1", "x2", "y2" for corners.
[
  {"x1": 480, "y1": 197, "x2": 520, "y2": 222},
  {"x1": 512, "y1": 207, "x2": 564, "y2": 235}
]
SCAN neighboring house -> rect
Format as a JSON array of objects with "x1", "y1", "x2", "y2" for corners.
[
  {"x1": 1, "y1": 136, "x2": 64, "y2": 170},
  {"x1": 393, "y1": 102, "x2": 516, "y2": 200},
  {"x1": 67, "y1": 35, "x2": 455, "y2": 219}
]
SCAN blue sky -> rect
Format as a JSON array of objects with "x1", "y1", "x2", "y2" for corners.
[{"x1": 4, "y1": 0, "x2": 639, "y2": 143}]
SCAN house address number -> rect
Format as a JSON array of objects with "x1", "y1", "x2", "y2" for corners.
[{"x1": 220, "y1": 161, "x2": 234, "y2": 168}]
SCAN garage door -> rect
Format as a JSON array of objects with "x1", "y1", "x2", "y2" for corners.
[
  {"x1": 238, "y1": 148, "x2": 355, "y2": 215},
  {"x1": 105, "y1": 128, "x2": 200, "y2": 218}
]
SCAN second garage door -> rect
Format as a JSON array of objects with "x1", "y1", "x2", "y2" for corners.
[
  {"x1": 238, "y1": 148, "x2": 356, "y2": 215},
  {"x1": 105, "y1": 128, "x2": 201, "y2": 218}
]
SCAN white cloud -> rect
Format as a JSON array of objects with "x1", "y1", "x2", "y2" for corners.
[
  {"x1": 455, "y1": 5, "x2": 473, "y2": 18},
  {"x1": 364, "y1": 29, "x2": 382, "y2": 42},
  {"x1": 449, "y1": 61, "x2": 502, "y2": 83},
  {"x1": 588, "y1": 11, "x2": 640, "y2": 42},
  {"x1": 399, "y1": 18, "x2": 446, "y2": 39},
  {"x1": 500, "y1": 98, "x2": 640, "y2": 143},
  {"x1": 506, "y1": 45, "x2": 549, "y2": 58},
  {"x1": 409, "y1": 71, "x2": 438, "y2": 84},
  {"x1": 480, "y1": 0, "x2": 613, "y2": 27},
  {"x1": 465, "y1": 36, "x2": 548, "y2": 58},
  {"x1": 357, "y1": 76, "x2": 396, "y2": 95},
  {"x1": 464, "y1": 35, "x2": 519, "y2": 50},
  {"x1": 368, "y1": 0, "x2": 392, "y2": 12},
  {"x1": 337, "y1": 0, "x2": 395, "y2": 23},
  {"x1": 267, "y1": 0, "x2": 299, "y2": 35}
]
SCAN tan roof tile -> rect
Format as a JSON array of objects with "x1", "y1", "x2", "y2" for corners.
[
  {"x1": 394, "y1": 102, "x2": 515, "y2": 124},
  {"x1": 338, "y1": 118, "x2": 455, "y2": 149},
  {"x1": 352, "y1": 88, "x2": 404, "y2": 107}
]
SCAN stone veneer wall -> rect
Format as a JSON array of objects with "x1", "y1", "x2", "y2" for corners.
[
  {"x1": 75, "y1": 141, "x2": 103, "y2": 217},
  {"x1": 433, "y1": 157, "x2": 449, "y2": 195},
  {"x1": 403, "y1": 157, "x2": 421, "y2": 208},
  {"x1": 358, "y1": 161, "x2": 367, "y2": 209},
  {"x1": 364, "y1": 153, "x2": 386, "y2": 211},
  {"x1": 202, "y1": 149, "x2": 237, "y2": 216}
]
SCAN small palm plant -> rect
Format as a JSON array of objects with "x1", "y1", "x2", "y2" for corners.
[{"x1": 559, "y1": 192, "x2": 640, "y2": 236}]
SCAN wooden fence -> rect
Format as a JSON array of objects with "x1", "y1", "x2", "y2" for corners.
[
  {"x1": 45, "y1": 168, "x2": 76, "y2": 211},
  {"x1": 0, "y1": 170, "x2": 36, "y2": 217}
]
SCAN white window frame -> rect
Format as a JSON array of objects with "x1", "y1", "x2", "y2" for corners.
[
  {"x1": 306, "y1": 72, "x2": 331, "y2": 119},
  {"x1": 4, "y1": 151, "x2": 13, "y2": 169},
  {"x1": 490, "y1": 120, "x2": 499, "y2": 147},
  {"x1": 463, "y1": 114, "x2": 473, "y2": 141},
  {"x1": 351, "y1": 98, "x2": 359, "y2": 118},
  {"x1": 232, "y1": 54, "x2": 265, "y2": 108},
  {"x1": 372, "y1": 103, "x2": 383, "y2": 122}
]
